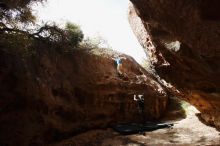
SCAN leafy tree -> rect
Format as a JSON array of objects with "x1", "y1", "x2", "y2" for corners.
[
  {"x1": 65, "y1": 22, "x2": 84, "y2": 47},
  {"x1": 0, "y1": 1, "x2": 85, "y2": 54},
  {"x1": 0, "y1": 0, "x2": 45, "y2": 26}
]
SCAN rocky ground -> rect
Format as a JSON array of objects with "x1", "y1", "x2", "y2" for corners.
[{"x1": 50, "y1": 97, "x2": 220, "y2": 146}]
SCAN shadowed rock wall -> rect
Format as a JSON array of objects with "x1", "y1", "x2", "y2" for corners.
[
  {"x1": 0, "y1": 40, "x2": 167, "y2": 145},
  {"x1": 129, "y1": 0, "x2": 220, "y2": 129}
]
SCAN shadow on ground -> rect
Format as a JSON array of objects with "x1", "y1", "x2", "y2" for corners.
[{"x1": 50, "y1": 97, "x2": 220, "y2": 146}]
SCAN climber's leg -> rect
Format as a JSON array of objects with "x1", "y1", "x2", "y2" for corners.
[{"x1": 117, "y1": 64, "x2": 123, "y2": 75}]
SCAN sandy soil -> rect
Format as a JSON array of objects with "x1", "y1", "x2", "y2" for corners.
[{"x1": 51, "y1": 99, "x2": 220, "y2": 146}]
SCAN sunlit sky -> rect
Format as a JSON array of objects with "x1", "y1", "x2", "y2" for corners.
[{"x1": 33, "y1": 0, "x2": 146, "y2": 63}]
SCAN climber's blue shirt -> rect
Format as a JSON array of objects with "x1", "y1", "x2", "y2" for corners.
[{"x1": 115, "y1": 58, "x2": 122, "y2": 65}]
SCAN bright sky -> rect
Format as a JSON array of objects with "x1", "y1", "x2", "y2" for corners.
[{"x1": 33, "y1": 0, "x2": 146, "y2": 63}]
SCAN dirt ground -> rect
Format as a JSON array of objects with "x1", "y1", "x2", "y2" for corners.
[{"x1": 51, "y1": 97, "x2": 220, "y2": 146}]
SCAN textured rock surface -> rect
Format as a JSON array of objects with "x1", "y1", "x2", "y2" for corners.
[
  {"x1": 129, "y1": 0, "x2": 220, "y2": 129},
  {"x1": 0, "y1": 43, "x2": 167, "y2": 145}
]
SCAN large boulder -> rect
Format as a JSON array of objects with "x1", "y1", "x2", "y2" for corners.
[
  {"x1": 0, "y1": 43, "x2": 167, "y2": 145},
  {"x1": 129, "y1": 0, "x2": 220, "y2": 129}
]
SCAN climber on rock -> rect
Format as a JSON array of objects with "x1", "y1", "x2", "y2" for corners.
[{"x1": 112, "y1": 56, "x2": 126, "y2": 76}]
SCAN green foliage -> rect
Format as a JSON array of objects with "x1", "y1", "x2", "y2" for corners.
[
  {"x1": 0, "y1": 0, "x2": 111, "y2": 52},
  {"x1": 180, "y1": 101, "x2": 191, "y2": 111},
  {"x1": 0, "y1": 0, "x2": 112, "y2": 55},
  {"x1": 80, "y1": 35, "x2": 111, "y2": 49},
  {"x1": 0, "y1": 0, "x2": 45, "y2": 27},
  {"x1": 65, "y1": 22, "x2": 84, "y2": 47},
  {"x1": 0, "y1": 1, "x2": 84, "y2": 56}
]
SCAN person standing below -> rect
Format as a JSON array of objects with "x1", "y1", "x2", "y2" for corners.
[{"x1": 134, "y1": 94, "x2": 145, "y2": 123}]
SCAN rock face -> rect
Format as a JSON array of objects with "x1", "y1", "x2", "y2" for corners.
[
  {"x1": 129, "y1": 0, "x2": 220, "y2": 129},
  {"x1": 0, "y1": 43, "x2": 167, "y2": 145}
]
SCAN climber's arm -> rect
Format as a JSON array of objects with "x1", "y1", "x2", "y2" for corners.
[{"x1": 134, "y1": 95, "x2": 138, "y2": 101}]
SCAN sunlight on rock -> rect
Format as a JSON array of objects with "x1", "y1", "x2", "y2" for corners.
[{"x1": 164, "y1": 41, "x2": 181, "y2": 52}]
